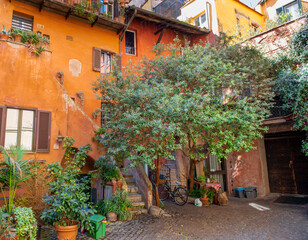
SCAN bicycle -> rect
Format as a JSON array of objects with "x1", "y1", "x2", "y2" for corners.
[{"x1": 156, "y1": 165, "x2": 188, "y2": 206}]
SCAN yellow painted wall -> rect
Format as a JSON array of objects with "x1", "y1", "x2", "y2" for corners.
[
  {"x1": 142, "y1": 0, "x2": 153, "y2": 11},
  {"x1": 216, "y1": 0, "x2": 265, "y2": 39}
]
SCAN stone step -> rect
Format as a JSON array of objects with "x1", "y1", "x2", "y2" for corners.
[
  {"x1": 131, "y1": 208, "x2": 148, "y2": 216},
  {"x1": 127, "y1": 186, "x2": 139, "y2": 193},
  {"x1": 166, "y1": 159, "x2": 176, "y2": 164},
  {"x1": 126, "y1": 179, "x2": 136, "y2": 186},
  {"x1": 123, "y1": 174, "x2": 133, "y2": 180},
  {"x1": 163, "y1": 164, "x2": 176, "y2": 170},
  {"x1": 128, "y1": 193, "x2": 142, "y2": 202},
  {"x1": 120, "y1": 168, "x2": 132, "y2": 176},
  {"x1": 132, "y1": 201, "x2": 145, "y2": 208}
]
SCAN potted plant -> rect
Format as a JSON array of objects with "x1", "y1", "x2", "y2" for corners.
[
  {"x1": 0, "y1": 25, "x2": 9, "y2": 40},
  {"x1": 41, "y1": 138, "x2": 95, "y2": 240},
  {"x1": 95, "y1": 157, "x2": 122, "y2": 196},
  {"x1": 10, "y1": 28, "x2": 23, "y2": 42},
  {"x1": 119, "y1": 0, "x2": 125, "y2": 7},
  {"x1": 96, "y1": 189, "x2": 132, "y2": 222},
  {"x1": 200, "y1": 194, "x2": 210, "y2": 207},
  {"x1": 198, "y1": 175, "x2": 206, "y2": 182}
]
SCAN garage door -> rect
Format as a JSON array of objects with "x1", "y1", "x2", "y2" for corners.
[{"x1": 265, "y1": 131, "x2": 308, "y2": 194}]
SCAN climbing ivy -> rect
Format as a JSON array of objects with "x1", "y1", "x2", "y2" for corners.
[{"x1": 275, "y1": 19, "x2": 308, "y2": 155}]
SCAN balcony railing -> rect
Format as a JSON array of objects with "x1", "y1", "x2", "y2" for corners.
[{"x1": 57, "y1": 0, "x2": 116, "y2": 19}]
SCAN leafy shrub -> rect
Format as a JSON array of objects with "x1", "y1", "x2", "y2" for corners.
[
  {"x1": 14, "y1": 207, "x2": 37, "y2": 240},
  {"x1": 95, "y1": 157, "x2": 120, "y2": 186},
  {"x1": 188, "y1": 188, "x2": 206, "y2": 198},
  {"x1": 96, "y1": 189, "x2": 132, "y2": 221},
  {"x1": 41, "y1": 138, "x2": 95, "y2": 233}
]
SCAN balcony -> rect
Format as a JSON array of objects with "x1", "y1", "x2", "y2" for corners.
[
  {"x1": 268, "y1": 96, "x2": 292, "y2": 119},
  {"x1": 15, "y1": 0, "x2": 126, "y2": 32}
]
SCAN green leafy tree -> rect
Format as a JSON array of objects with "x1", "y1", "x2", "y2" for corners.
[
  {"x1": 94, "y1": 38, "x2": 275, "y2": 192},
  {"x1": 275, "y1": 19, "x2": 308, "y2": 155}
]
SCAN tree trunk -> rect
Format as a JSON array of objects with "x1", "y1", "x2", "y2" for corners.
[
  {"x1": 155, "y1": 155, "x2": 162, "y2": 207},
  {"x1": 189, "y1": 159, "x2": 196, "y2": 191}
]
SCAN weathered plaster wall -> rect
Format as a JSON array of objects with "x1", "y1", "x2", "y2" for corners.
[
  {"x1": 0, "y1": 40, "x2": 100, "y2": 163},
  {"x1": 121, "y1": 19, "x2": 188, "y2": 69},
  {"x1": 0, "y1": 0, "x2": 120, "y2": 128},
  {"x1": 247, "y1": 16, "x2": 306, "y2": 55},
  {"x1": 227, "y1": 140, "x2": 267, "y2": 196}
]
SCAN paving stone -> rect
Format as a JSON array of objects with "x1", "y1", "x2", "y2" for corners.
[{"x1": 39, "y1": 195, "x2": 308, "y2": 240}]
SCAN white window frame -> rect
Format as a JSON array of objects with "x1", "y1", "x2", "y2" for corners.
[{"x1": 4, "y1": 108, "x2": 35, "y2": 151}]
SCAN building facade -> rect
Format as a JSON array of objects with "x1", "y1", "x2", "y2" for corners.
[
  {"x1": 178, "y1": 0, "x2": 265, "y2": 38},
  {"x1": 256, "y1": 0, "x2": 307, "y2": 21}
]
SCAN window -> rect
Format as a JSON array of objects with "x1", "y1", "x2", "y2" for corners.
[
  {"x1": 93, "y1": 48, "x2": 122, "y2": 73},
  {"x1": 12, "y1": 12, "x2": 33, "y2": 31},
  {"x1": 276, "y1": 1, "x2": 301, "y2": 20},
  {"x1": 100, "y1": 1, "x2": 113, "y2": 19},
  {"x1": 0, "y1": 106, "x2": 51, "y2": 152},
  {"x1": 194, "y1": 13, "x2": 206, "y2": 27},
  {"x1": 125, "y1": 31, "x2": 136, "y2": 55}
]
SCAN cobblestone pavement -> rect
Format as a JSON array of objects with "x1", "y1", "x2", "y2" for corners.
[{"x1": 41, "y1": 195, "x2": 308, "y2": 240}]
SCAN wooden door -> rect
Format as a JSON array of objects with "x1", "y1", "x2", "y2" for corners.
[{"x1": 265, "y1": 132, "x2": 308, "y2": 194}]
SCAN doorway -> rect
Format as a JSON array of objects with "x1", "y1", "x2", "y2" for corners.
[{"x1": 265, "y1": 131, "x2": 308, "y2": 194}]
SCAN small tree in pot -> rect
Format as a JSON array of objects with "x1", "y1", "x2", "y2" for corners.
[{"x1": 41, "y1": 138, "x2": 95, "y2": 240}]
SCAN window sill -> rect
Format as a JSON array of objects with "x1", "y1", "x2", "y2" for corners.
[{"x1": 125, "y1": 53, "x2": 137, "y2": 56}]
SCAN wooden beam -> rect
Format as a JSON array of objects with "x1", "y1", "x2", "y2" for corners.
[
  {"x1": 39, "y1": 0, "x2": 45, "y2": 12},
  {"x1": 156, "y1": 28, "x2": 165, "y2": 45},
  {"x1": 119, "y1": 9, "x2": 137, "y2": 42},
  {"x1": 65, "y1": 8, "x2": 72, "y2": 20},
  {"x1": 154, "y1": 27, "x2": 164, "y2": 35},
  {"x1": 91, "y1": 16, "x2": 99, "y2": 27}
]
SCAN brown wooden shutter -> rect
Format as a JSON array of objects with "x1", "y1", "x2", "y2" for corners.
[
  {"x1": 0, "y1": 106, "x2": 4, "y2": 147},
  {"x1": 115, "y1": 54, "x2": 122, "y2": 72},
  {"x1": 93, "y1": 47, "x2": 101, "y2": 72},
  {"x1": 37, "y1": 110, "x2": 51, "y2": 153}
]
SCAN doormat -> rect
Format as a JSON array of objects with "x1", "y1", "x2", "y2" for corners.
[{"x1": 274, "y1": 196, "x2": 308, "y2": 205}]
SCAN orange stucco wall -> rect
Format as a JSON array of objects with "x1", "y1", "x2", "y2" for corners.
[
  {"x1": 121, "y1": 19, "x2": 187, "y2": 68},
  {"x1": 0, "y1": 0, "x2": 121, "y2": 163},
  {"x1": 1, "y1": 0, "x2": 119, "y2": 127},
  {"x1": 0, "y1": 40, "x2": 101, "y2": 162},
  {"x1": 120, "y1": 19, "x2": 212, "y2": 68}
]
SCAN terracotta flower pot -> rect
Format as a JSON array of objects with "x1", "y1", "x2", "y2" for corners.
[
  {"x1": 200, "y1": 195, "x2": 210, "y2": 207},
  {"x1": 107, "y1": 212, "x2": 117, "y2": 222},
  {"x1": 55, "y1": 221, "x2": 79, "y2": 240},
  {"x1": 0, "y1": 34, "x2": 9, "y2": 40},
  {"x1": 14, "y1": 35, "x2": 22, "y2": 42}
]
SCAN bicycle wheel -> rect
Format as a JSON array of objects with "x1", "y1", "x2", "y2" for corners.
[
  {"x1": 158, "y1": 184, "x2": 169, "y2": 201},
  {"x1": 174, "y1": 186, "x2": 188, "y2": 206}
]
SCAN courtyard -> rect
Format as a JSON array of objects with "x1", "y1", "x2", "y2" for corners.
[{"x1": 41, "y1": 194, "x2": 308, "y2": 240}]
